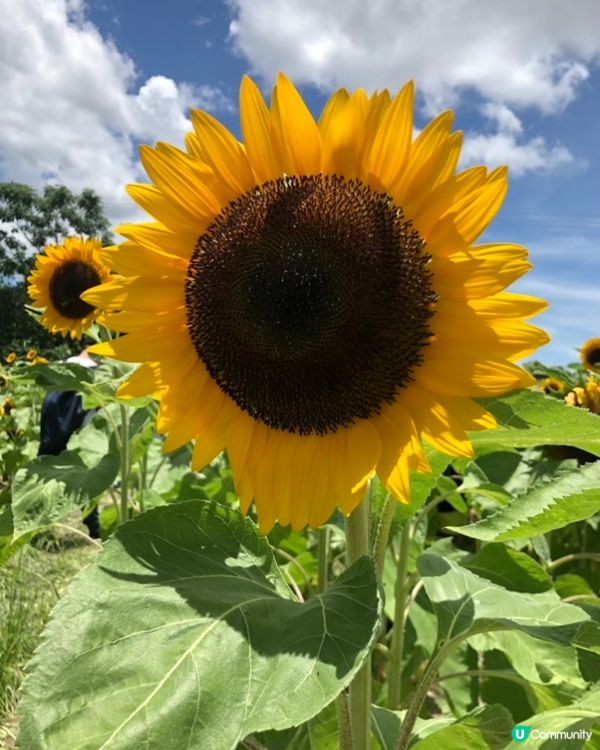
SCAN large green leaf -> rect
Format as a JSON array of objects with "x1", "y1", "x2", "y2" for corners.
[
  {"x1": 18, "y1": 501, "x2": 381, "y2": 750},
  {"x1": 462, "y1": 543, "x2": 552, "y2": 593},
  {"x1": 447, "y1": 462, "x2": 600, "y2": 542},
  {"x1": 11, "y1": 450, "x2": 118, "y2": 536},
  {"x1": 417, "y1": 554, "x2": 589, "y2": 646},
  {"x1": 472, "y1": 390, "x2": 600, "y2": 456},
  {"x1": 502, "y1": 686, "x2": 600, "y2": 750}
]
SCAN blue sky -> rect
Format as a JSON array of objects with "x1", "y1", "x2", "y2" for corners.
[{"x1": 1, "y1": 0, "x2": 599, "y2": 363}]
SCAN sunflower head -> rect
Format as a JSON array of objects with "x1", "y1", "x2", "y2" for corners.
[
  {"x1": 86, "y1": 74, "x2": 548, "y2": 532},
  {"x1": 4, "y1": 352, "x2": 16, "y2": 364},
  {"x1": 541, "y1": 377, "x2": 565, "y2": 396},
  {"x1": 27, "y1": 236, "x2": 111, "y2": 339},
  {"x1": 25, "y1": 349, "x2": 37, "y2": 361},
  {"x1": 33, "y1": 356, "x2": 49, "y2": 365},
  {"x1": 579, "y1": 337, "x2": 600, "y2": 373},
  {"x1": 2, "y1": 398, "x2": 15, "y2": 416},
  {"x1": 565, "y1": 379, "x2": 600, "y2": 414}
]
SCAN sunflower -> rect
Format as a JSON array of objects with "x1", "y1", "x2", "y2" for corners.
[
  {"x1": 25, "y1": 349, "x2": 37, "y2": 361},
  {"x1": 541, "y1": 377, "x2": 565, "y2": 396},
  {"x1": 580, "y1": 337, "x2": 600, "y2": 373},
  {"x1": 27, "y1": 236, "x2": 111, "y2": 339},
  {"x1": 4, "y1": 352, "x2": 16, "y2": 364},
  {"x1": 565, "y1": 378, "x2": 600, "y2": 415},
  {"x1": 85, "y1": 74, "x2": 548, "y2": 532}
]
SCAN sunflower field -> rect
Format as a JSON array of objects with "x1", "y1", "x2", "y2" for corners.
[{"x1": 1, "y1": 75, "x2": 599, "y2": 750}]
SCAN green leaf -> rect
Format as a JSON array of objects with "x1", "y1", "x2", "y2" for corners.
[
  {"x1": 573, "y1": 621, "x2": 600, "y2": 655},
  {"x1": 410, "y1": 703, "x2": 514, "y2": 750},
  {"x1": 371, "y1": 704, "x2": 513, "y2": 750},
  {"x1": 417, "y1": 553, "x2": 589, "y2": 646},
  {"x1": 19, "y1": 501, "x2": 382, "y2": 750},
  {"x1": 447, "y1": 462, "x2": 600, "y2": 541},
  {"x1": 503, "y1": 686, "x2": 600, "y2": 750},
  {"x1": 462, "y1": 543, "x2": 552, "y2": 593},
  {"x1": 11, "y1": 450, "x2": 118, "y2": 536},
  {"x1": 472, "y1": 389, "x2": 600, "y2": 456},
  {"x1": 21, "y1": 362, "x2": 95, "y2": 391}
]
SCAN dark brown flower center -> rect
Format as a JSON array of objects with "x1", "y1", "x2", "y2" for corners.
[
  {"x1": 185, "y1": 174, "x2": 436, "y2": 434},
  {"x1": 48, "y1": 259, "x2": 101, "y2": 320},
  {"x1": 584, "y1": 346, "x2": 600, "y2": 370}
]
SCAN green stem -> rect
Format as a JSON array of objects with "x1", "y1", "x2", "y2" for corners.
[
  {"x1": 336, "y1": 690, "x2": 354, "y2": 750},
  {"x1": 317, "y1": 526, "x2": 330, "y2": 593},
  {"x1": 437, "y1": 668, "x2": 532, "y2": 689},
  {"x1": 373, "y1": 493, "x2": 394, "y2": 578},
  {"x1": 119, "y1": 404, "x2": 130, "y2": 523},
  {"x1": 387, "y1": 521, "x2": 411, "y2": 709},
  {"x1": 139, "y1": 450, "x2": 148, "y2": 513},
  {"x1": 395, "y1": 643, "x2": 453, "y2": 750},
  {"x1": 345, "y1": 496, "x2": 371, "y2": 750},
  {"x1": 547, "y1": 552, "x2": 600, "y2": 572}
]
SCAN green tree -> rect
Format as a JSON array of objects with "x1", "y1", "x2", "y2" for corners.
[
  {"x1": 0, "y1": 183, "x2": 111, "y2": 279},
  {"x1": 0, "y1": 183, "x2": 111, "y2": 353}
]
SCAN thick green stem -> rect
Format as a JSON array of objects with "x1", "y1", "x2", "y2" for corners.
[
  {"x1": 345, "y1": 496, "x2": 371, "y2": 750},
  {"x1": 317, "y1": 526, "x2": 330, "y2": 593},
  {"x1": 336, "y1": 690, "x2": 354, "y2": 750},
  {"x1": 119, "y1": 404, "x2": 130, "y2": 523},
  {"x1": 387, "y1": 521, "x2": 411, "y2": 709},
  {"x1": 373, "y1": 494, "x2": 395, "y2": 578}
]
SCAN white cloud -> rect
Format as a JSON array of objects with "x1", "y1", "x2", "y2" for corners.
[
  {"x1": 0, "y1": 0, "x2": 232, "y2": 225},
  {"x1": 461, "y1": 104, "x2": 573, "y2": 176},
  {"x1": 227, "y1": 0, "x2": 600, "y2": 114}
]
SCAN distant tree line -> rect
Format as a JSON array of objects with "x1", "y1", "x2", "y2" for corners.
[{"x1": 0, "y1": 183, "x2": 111, "y2": 355}]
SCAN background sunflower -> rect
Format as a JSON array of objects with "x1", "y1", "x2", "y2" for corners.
[
  {"x1": 28, "y1": 236, "x2": 111, "y2": 339},
  {"x1": 85, "y1": 74, "x2": 548, "y2": 532}
]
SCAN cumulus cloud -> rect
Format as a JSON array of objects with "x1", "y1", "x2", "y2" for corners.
[
  {"x1": 0, "y1": 0, "x2": 232, "y2": 224},
  {"x1": 227, "y1": 0, "x2": 599, "y2": 114},
  {"x1": 461, "y1": 104, "x2": 573, "y2": 176}
]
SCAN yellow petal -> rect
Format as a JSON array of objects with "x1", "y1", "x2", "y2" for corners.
[
  {"x1": 367, "y1": 81, "x2": 413, "y2": 189},
  {"x1": 191, "y1": 109, "x2": 256, "y2": 196},
  {"x1": 239, "y1": 75, "x2": 283, "y2": 183},
  {"x1": 271, "y1": 73, "x2": 322, "y2": 175}
]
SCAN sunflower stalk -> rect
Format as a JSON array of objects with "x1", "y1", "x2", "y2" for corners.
[
  {"x1": 344, "y1": 493, "x2": 372, "y2": 750},
  {"x1": 119, "y1": 403, "x2": 130, "y2": 523},
  {"x1": 387, "y1": 521, "x2": 411, "y2": 709}
]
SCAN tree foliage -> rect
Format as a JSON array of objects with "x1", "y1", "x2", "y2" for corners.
[{"x1": 0, "y1": 182, "x2": 111, "y2": 279}]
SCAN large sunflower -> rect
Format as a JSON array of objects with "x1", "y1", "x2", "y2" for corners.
[
  {"x1": 28, "y1": 236, "x2": 111, "y2": 339},
  {"x1": 84, "y1": 75, "x2": 548, "y2": 532}
]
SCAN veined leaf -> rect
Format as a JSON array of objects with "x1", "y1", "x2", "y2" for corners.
[
  {"x1": 472, "y1": 389, "x2": 600, "y2": 456},
  {"x1": 11, "y1": 450, "x2": 118, "y2": 536},
  {"x1": 447, "y1": 462, "x2": 600, "y2": 541},
  {"x1": 417, "y1": 553, "x2": 589, "y2": 646},
  {"x1": 18, "y1": 501, "x2": 381, "y2": 750},
  {"x1": 371, "y1": 704, "x2": 513, "y2": 750}
]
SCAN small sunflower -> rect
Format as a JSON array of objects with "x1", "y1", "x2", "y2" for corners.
[
  {"x1": 85, "y1": 74, "x2": 548, "y2": 532},
  {"x1": 2, "y1": 398, "x2": 15, "y2": 416},
  {"x1": 27, "y1": 236, "x2": 111, "y2": 339},
  {"x1": 5, "y1": 352, "x2": 16, "y2": 364},
  {"x1": 580, "y1": 337, "x2": 600, "y2": 373},
  {"x1": 541, "y1": 377, "x2": 565, "y2": 396},
  {"x1": 33, "y1": 356, "x2": 49, "y2": 365},
  {"x1": 25, "y1": 349, "x2": 37, "y2": 361}
]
